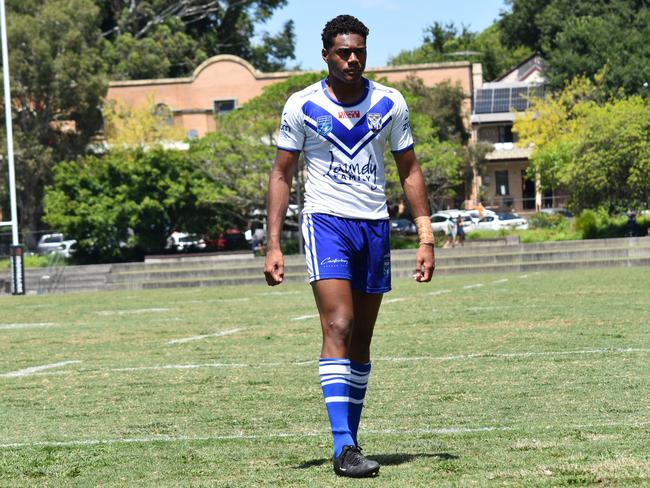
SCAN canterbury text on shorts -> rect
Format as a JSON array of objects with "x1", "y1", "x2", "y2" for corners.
[{"x1": 302, "y1": 213, "x2": 391, "y2": 294}]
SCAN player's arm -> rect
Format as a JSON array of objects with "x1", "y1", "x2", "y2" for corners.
[
  {"x1": 264, "y1": 149, "x2": 300, "y2": 286},
  {"x1": 393, "y1": 148, "x2": 435, "y2": 282}
]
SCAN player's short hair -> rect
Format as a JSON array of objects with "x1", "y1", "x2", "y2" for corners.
[{"x1": 321, "y1": 15, "x2": 369, "y2": 51}]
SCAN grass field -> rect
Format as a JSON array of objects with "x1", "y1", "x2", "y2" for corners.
[{"x1": 0, "y1": 267, "x2": 648, "y2": 487}]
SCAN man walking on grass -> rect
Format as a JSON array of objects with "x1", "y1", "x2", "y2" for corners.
[{"x1": 264, "y1": 14, "x2": 436, "y2": 478}]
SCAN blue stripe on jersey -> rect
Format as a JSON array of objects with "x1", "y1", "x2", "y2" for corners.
[
  {"x1": 301, "y1": 97, "x2": 395, "y2": 153},
  {"x1": 304, "y1": 116, "x2": 393, "y2": 160},
  {"x1": 277, "y1": 145, "x2": 301, "y2": 153}
]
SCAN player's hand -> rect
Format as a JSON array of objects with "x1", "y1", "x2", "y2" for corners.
[
  {"x1": 264, "y1": 248, "x2": 285, "y2": 286},
  {"x1": 413, "y1": 244, "x2": 435, "y2": 282}
]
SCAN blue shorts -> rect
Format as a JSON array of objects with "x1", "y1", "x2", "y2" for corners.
[{"x1": 302, "y1": 213, "x2": 391, "y2": 294}]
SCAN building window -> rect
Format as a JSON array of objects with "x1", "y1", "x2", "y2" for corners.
[
  {"x1": 498, "y1": 125, "x2": 514, "y2": 143},
  {"x1": 154, "y1": 103, "x2": 174, "y2": 126},
  {"x1": 495, "y1": 170, "x2": 509, "y2": 196},
  {"x1": 213, "y1": 99, "x2": 236, "y2": 115}
]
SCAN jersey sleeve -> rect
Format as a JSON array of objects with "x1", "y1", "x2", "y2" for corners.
[
  {"x1": 390, "y1": 91, "x2": 414, "y2": 154},
  {"x1": 276, "y1": 94, "x2": 305, "y2": 153}
]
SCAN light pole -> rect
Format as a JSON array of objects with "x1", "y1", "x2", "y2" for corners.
[{"x1": 0, "y1": 0, "x2": 25, "y2": 294}]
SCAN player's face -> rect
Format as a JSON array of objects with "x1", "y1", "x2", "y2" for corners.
[{"x1": 322, "y1": 33, "x2": 367, "y2": 84}]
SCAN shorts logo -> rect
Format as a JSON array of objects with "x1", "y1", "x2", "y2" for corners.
[
  {"x1": 367, "y1": 113, "x2": 383, "y2": 132},
  {"x1": 383, "y1": 255, "x2": 391, "y2": 276},
  {"x1": 338, "y1": 110, "x2": 360, "y2": 119},
  {"x1": 317, "y1": 115, "x2": 332, "y2": 136},
  {"x1": 320, "y1": 257, "x2": 348, "y2": 266}
]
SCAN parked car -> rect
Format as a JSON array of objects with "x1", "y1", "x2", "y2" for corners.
[
  {"x1": 36, "y1": 233, "x2": 77, "y2": 258},
  {"x1": 466, "y1": 208, "x2": 496, "y2": 223},
  {"x1": 476, "y1": 212, "x2": 529, "y2": 231},
  {"x1": 165, "y1": 231, "x2": 206, "y2": 252},
  {"x1": 205, "y1": 229, "x2": 249, "y2": 252},
  {"x1": 390, "y1": 218, "x2": 417, "y2": 235},
  {"x1": 430, "y1": 211, "x2": 476, "y2": 233}
]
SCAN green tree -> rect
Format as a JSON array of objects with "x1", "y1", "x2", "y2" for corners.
[
  {"x1": 97, "y1": 0, "x2": 296, "y2": 79},
  {"x1": 1, "y1": 0, "x2": 107, "y2": 244},
  {"x1": 209, "y1": 72, "x2": 324, "y2": 215},
  {"x1": 499, "y1": 0, "x2": 650, "y2": 96},
  {"x1": 383, "y1": 76, "x2": 466, "y2": 212},
  {"x1": 514, "y1": 76, "x2": 650, "y2": 211},
  {"x1": 43, "y1": 148, "x2": 223, "y2": 261},
  {"x1": 389, "y1": 22, "x2": 533, "y2": 82}
]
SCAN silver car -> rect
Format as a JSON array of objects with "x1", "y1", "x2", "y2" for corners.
[{"x1": 36, "y1": 233, "x2": 77, "y2": 258}]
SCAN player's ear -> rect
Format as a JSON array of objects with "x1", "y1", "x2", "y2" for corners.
[{"x1": 322, "y1": 47, "x2": 329, "y2": 63}]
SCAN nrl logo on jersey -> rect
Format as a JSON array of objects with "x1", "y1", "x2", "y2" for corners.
[
  {"x1": 317, "y1": 115, "x2": 332, "y2": 135},
  {"x1": 367, "y1": 113, "x2": 382, "y2": 132}
]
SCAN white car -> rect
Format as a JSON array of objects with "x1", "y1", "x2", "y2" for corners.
[
  {"x1": 166, "y1": 231, "x2": 206, "y2": 252},
  {"x1": 476, "y1": 212, "x2": 529, "y2": 231},
  {"x1": 430, "y1": 211, "x2": 476, "y2": 233},
  {"x1": 36, "y1": 233, "x2": 77, "y2": 258}
]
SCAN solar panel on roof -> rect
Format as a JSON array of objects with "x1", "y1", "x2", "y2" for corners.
[
  {"x1": 511, "y1": 87, "x2": 529, "y2": 111},
  {"x1": 474, "y1": 89, "x2": 493, "y2": 114},
  {"x1": 473, "y1": 85, "x2": 544, "y2": 114}
]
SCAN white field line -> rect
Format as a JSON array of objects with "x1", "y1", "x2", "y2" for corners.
[
  {"x1": 2, "y1": 420, "x2": 649, "y2": 450},
  {"x1": 375, "y1": 348, "x2": 650, "y2": 362},
  {"x1": 428, "y1": 289, "x2": 451, "y2": 296},
  {"x1": 10, "y1": 347, "x2": 650, "y2": 379},
  {"x1": 492, "y1": 278, "x2": 509, "y2": 284},
  {"x1": 259, "y1": 291, "x2": 301, "y2": 296},
  {"x1": 0, "y1": 323, "x2": 57, "y2": 330},
  {"x1": 519, "y1": 274, "x2": 529, "y2": 279},
  {"x1": 291, "y1": 314, "x2": 319, "y2": 321},
  {"x1": 178, "y1": 298, "x2": 250, "y2": 304},
  {"x1": 0, "y1": 361, "x2": 82, "y2": 378},
  {"x1": 96, "y1": 308, "x2": 171, "y2": 316},
  {"x1": 384, "y1": 298, "x2": 405, "y2": 304},
  {"x1": 168, "y1": 328, "x2": 243, "y2": 345},
  {"x1": 110, "y1": 362, "x2": 260, "y2": 372},
  {"x1": 463, "y1": 283, "x2": 484, "y2": 289},
  {"x1": 466, "y1": 304, "x2": 549, "y2": 311}
]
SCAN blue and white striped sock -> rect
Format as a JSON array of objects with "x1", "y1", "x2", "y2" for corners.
[
  {"x1": 319, "y1": 358, "x2": 356, "y2": 457},
  {"x1": 348, "y1": 360, "x2": 371, "y2": 445}
]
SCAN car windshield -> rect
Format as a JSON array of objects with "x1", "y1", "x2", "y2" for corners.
[
  {"x1": 498, "y1": 213, "x2": 518, "y2": 220},
  {"x1": 432, "y1": 215, "x2": 448, "y2": 222}
]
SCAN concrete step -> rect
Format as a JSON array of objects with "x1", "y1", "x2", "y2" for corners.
[
  {"x1": 105, "y1": 241, "x2": 650, "y2": 285},
  {"x1": 4, "y1": 237, "x2": 649, "y2": 294},
  {"x1": 105, "y1": 255, "x2": 650, "y2": 291}
]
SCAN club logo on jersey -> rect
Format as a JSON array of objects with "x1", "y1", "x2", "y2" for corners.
[
  {"x1": 316, "y1": 115, "x2": 332, "y2": 136},
  {"x1": 338, "y1": 110, "x2": 360, "y2": 119},
  {"x1": 367, "y1": 113, "x2": 382, "y2": 132}
]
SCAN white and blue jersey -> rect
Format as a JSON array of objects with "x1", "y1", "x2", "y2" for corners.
[{"x1": 277, "y1": 78, "x2": 414, "y2": 220}]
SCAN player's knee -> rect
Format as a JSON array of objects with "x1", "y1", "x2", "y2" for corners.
[{"x1": 323, "y1": 315, "x2": 353, "y2": 343}]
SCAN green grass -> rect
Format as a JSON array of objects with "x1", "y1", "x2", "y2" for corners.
[
  {"x1": 0, "y1": 267, "x2": 649, "y2": 487},
  {"x1": 0, "y1": 254, "x2": 62, "y2": 269}
]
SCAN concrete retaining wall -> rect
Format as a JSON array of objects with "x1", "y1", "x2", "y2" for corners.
[{"x1": 2, "y1": 237, "x2": 649, "y2": 295}]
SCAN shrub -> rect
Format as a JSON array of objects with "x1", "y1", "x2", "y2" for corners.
[
  {"x1": 575, "y1": 210, "x2": 599, "y2": 239},
  {"x1": 529, "y1": 212, "x2": 570, "y2": 230}
]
